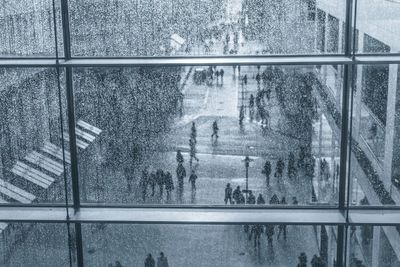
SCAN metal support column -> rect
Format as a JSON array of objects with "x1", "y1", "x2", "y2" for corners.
[
  {"x1": 337, "y1": 0, "x2": 355, "y2": 266},
  {"x1": 60, "y1": 0, "x2": 84, "y2": 266}
]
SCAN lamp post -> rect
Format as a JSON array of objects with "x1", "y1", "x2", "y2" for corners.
[{"x1": 242, "y1": 155, "x2": 254, "y2": 202}]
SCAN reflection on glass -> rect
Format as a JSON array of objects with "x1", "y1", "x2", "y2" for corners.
[
  {"x1": 82, "y1": 224, "x2": 337, "y2": 266},
  {"x1": 357, "y1": 0, "x2": 399, "y2": 53},
  {"x1": 0, "y1": 68, "x2": 70, "y2": 204},
  {"x1": 350, "y1": 64, "x2": 400, "y2": 206},
  {"x1": 348, "y1": 225, "x2": 400, "y2": 267},
  {"x1": 73, "y1": 65, "x2": 342, "y2": 205},
  {"x1": 0, "y1": 223, "x2": 73, "y2": 266},
  {"x1": 0, "y1": 0, "x2": 63, "y2": 57},
  {"x1": 68, "y1": 0, "x2": 345, "y2": 56}
]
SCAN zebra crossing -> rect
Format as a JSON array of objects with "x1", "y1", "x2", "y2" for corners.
[{"x1": 0, "y1": 120, "x2": 102, "y2": 206}]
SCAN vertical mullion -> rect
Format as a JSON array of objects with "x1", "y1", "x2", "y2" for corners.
[
  {"x1": 61, "y1": 0, "x2": 84, "y2": 266},
  {"x1": 337, "y1": 0, "x2": 354, "y2": 266}
]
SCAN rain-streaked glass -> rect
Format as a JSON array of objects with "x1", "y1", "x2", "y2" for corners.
[
  {"x1": 0, "y1": 0, "x2": 63, "y2": 57},
  {"x1": 0, "y1": 223, "x2": 74, "y2": 266},
  {"x1": 356, "y1": 0, "x2": 400, "y2": 54},
  {"x1": 73, "y1": 65, "x2": 342, "y2": 205},
  {"x1": 82, "y1": 223, "x2": 338, "y2": 266},
  {"x1": 350, "y1": 64, "x2": 400, "y2": 207},
  {"x1": 68, "y1": 0, "x2": 345, "y2": 56},
  {"x1": 348, "y1": 225, "x2": 400, "y2": 267},
  {"x1": 0, "y1": 68, "x2": 71, "y2": 204}
]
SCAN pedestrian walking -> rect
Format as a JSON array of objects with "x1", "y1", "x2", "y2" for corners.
[
  {"x1": 189, "y1": 170, "x2": 198, "y2": 191},
  {"x1": 145, "y1": 254, "x2": 155, "y2": 267},
  {"x1": 265, "y1": 224, "x2": 275, "y2": 246},
  {"x1": 288, "y1": 152, "x2": 297, "y2": 179},
  {"x1": 157, "y1": 252, "x2": 169, "y2": 267},
  {"x1": 239, "y1": 105, "x2": 245, "y2": 126},
  {"x1": 149, "y1": 171, "x2": 156, "y2": 197},
  {"x1": 211, "y1": 120, "x2": 219, "y2": 141},
  {"x1": 156, "y1": 169, "x2": 165, "y2": 198},
  {"x1": 292, "y1": 196, "x2": 299, "y2": 205},
  {"x1": 297, "y1": 252, "x2": 308, "y2": 267},
  {"x1": 220, "y1": 68, "x2": 224, "y2": 84},
  {"x1": 255, "y1": 73, "x2": 261, "y2": 85},
  {"x1": 243, "y1": 74, "x2": 248, "y2": 85},
  {"x1": 224, "y1": 183, "x2": 233, "y2": 204},
  {"x1": 274, "y1": 158, "x2": 285, "y2": 183},
  {"x1": 249, "y1": 94, "x2": 255, "y2": 121},
  {"x1": 247, "y1": 191, "x2": 256, "y2": 204},
  {"x1": 233, "y1": 186, "x2": 241, "y2": 204},
  {"x1": 261, "y1": 160, "x2": 272, "y2": 186},
  {"x1": 269, "y1": 194, "x2": 280, "y2": 205},
  {"x1": 215, "y1": 69, "x2": 220, "y2": 84},
  {"x1": 176, "y1": 163, "x2": 186, "y2": 197},
  {"x1": 176, "y1": 149, "x2": 184, "y2": 164},
  {"x1": 189, "y1": 138, "x2": 199, "y2": 166},
  {"x1": 165, "y1": 172, "x2": 174, "y2": 201},
  {"x1": 257, "y1": 194, "x2": 265, "y2": 204},
  {"x1": 190, "y1": 122, "x2": 197, "y2": 143},
  {"x1": 237, "y1": 192, "x2": 245, "y2": 204},
  {"x1": 250, "y1": 224, "x2": 264, "y2": 248}
]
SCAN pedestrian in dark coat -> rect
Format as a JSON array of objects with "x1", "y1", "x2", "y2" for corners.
[
  {"x1": 145, "y1": 254, "x2": 155, "y2": 267},
  {"x1": 176, "y1": 163, "x2": 186, "y2": 191},
  {"x1": 247, "y1": 191, "x2": 256, "y2": 204},
  {"x1": 262, "y1": 160, "x2": 272, "y2": 186},
  {"x1": 165, "y1": 172, "x2": 174, "y2": 200},
  {"x1": 156, "y1": 169, "x2": 165, "y2": 198},
  {"x1": 220, "y1": 68, "x2": 224, "y2": 83},
  {"x1": 269, "y1": 194, "x2": 280, "y2": 205},
  {"x1": 149, "y1": 172, "x2": 156, "y2": 196},
  {"x1": 257, "y1": 194, "x2": 265, "y2": 204},
  {"x1": 188, "y1": 170, "x2": 198, "y2": 191},
  {"x1": 265, "y1": 224, "x2": 275, "y2": 246},
  {"x1": 176, "y1": 149, "x2": 184, "y2": 164},
  {"x1": 232, "y1": 186, "x2": 241, "y2": 204},
  {"x1": 157, "y1": 252, "x2": 169, "y2": 267},
  {"x1": 224, "y1": 183, "x2": 233, "y2": 204}
]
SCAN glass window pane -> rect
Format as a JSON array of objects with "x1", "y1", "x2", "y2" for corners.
[
  {"x1": 0, "y1": 68, "x2": 71, "y2": 204},
  {"x1": 348, "y1": 225, "x2": 400, "y2": 267},
  {"x1": 356, "y1": 0, "x2": 400, "y2": 54},
  {"x1": 73, "y1": 64, "x2": 342, "y2": 205},
  {"x1": 68, "y1": 0, "x2": 345, "y2": 56},
  {"x1": 0, "y1": 222, "x2": 74, "y2": 266},
  {"x1": 83, "y1": 223, "x2": 338, "y2": 266},
  {"x1": 0, "y1": 1, "x2": 63, "y2": 57},
  {"x1": 350, "y1": 64, "x2": 400, "y2": 206}
]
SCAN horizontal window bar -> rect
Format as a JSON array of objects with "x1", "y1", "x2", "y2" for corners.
[
  {"x1": 1, "y1": 56, "x2": 400, "y2": 67},
  {"x1": 0, "y1": 56, "x2": 350, "y2": 67},
  {"x1": 0, "y1": 207, "x2": 345, "y2": 224},
  {"x1": 1, "y1": 207, "x2": 400, "y2": 225},
  {"x1": 0, "y1": 59, "x2": 58, "y2": 67},
  {"x1": 356, "y1": 55, "x2": 400, "y2": 64},
  {"x1": 60, "y1": 56, "x2": 352, "y2": 67},
  {"x1": 349, "y1": 210, "x2": 400, "y2": 226}
]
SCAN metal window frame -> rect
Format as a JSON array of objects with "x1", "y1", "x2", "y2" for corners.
[{"x1": 0, "y1": 0, "x2": 400, "y2": 266}]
